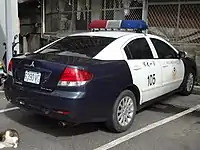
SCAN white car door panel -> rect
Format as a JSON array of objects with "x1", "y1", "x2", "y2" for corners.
[
  {"x1": 127, "y1": 59, "x2": 163, "y2": 104},
  {"x1": 161, "y1": 59, "x2": 178, "y2": 92},
  {"x1": 141, "y1": 60, "x2": 163, "y2": 102},
  {"x1": 149, "y1": 37, "x2": 185, "y2": 94},
  {"x1": 122, "y1": 36, "x2": 163, "y2": 105}
]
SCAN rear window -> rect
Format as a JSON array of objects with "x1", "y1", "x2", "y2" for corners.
[{"x1": 39, "y1": 36, "x2": 116, "y2": 58}]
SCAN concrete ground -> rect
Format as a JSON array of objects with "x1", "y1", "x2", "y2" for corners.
[{"x1": 0, "y1": 92, "x2": 200, "y2": 150}]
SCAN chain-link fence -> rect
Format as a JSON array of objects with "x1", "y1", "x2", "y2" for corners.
[{"x1": 148, "y1": 2, "x2": 200, "y2": 47}]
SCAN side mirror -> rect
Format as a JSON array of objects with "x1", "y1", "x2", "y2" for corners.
[{"x1": 178, "y1": 51, "x2": 186, "y2": 59}]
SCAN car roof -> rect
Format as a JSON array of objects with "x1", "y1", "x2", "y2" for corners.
[
  {"x1": 68, "y1": 31, "x2": 166, "y2": 41},
  {"x1": 69, "y1": 31, "x2": 145, "y2": 38}
]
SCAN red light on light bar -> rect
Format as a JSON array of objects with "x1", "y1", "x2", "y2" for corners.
[{"x1": 88, "y1": 20, "x2": 107, "y2": 29}]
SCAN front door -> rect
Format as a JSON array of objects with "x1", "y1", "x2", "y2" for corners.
[{"x1": 149, "y1": 37, "x2": 185, "y2": 94}]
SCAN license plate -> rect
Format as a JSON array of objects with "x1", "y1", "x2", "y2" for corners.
[{"x1": 24, "y1": 70, "x2": 41, "y2": 84}]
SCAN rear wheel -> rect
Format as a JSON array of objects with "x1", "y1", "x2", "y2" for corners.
[
  {"x1": 106, "y1": 90, "x2": 137, "y2": 133},
  {"x1": 180, "y1": 70, "x2": 195, "y2": 96}
]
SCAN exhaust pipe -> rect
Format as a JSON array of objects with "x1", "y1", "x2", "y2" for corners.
[
  {"x1": 58, "y1": 121, "x2": 67, "y2": 127},
  {"x1": 58, "y1": 121, "x2": 78, "y2": 127}
]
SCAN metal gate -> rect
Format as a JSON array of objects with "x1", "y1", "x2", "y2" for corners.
[
  {"x1": 42, "y1": 0, "x2": 143, "y2": 37},
  {"x1": 101, "y1": 0, "x2": 143, "y2": 20}
]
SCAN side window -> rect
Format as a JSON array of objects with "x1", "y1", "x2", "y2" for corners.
[
  {"x1": 150, "y1": 38, "x2": 178, "y2": 59},
  {"x1": 124, "y1": 38, "x2": 153, "y2": 59}
]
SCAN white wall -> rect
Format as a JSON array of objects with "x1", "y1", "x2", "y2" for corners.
[
  {"x1": 0, "y1": 0, "x2": 6, "y2": 60},
  {"x1": 10, "y1": 0, "x2": 20, "y2": 54},
  {"x1": 0, "y1": 0, "x2": 19, "y2": 62},
  {"x1": 5, "y1": 0, "x2": 19, "y2": 70}
]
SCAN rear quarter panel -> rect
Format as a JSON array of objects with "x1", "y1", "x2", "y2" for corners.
[{"x1": 84, "y1": 60, "x2": 133, "y2": 119}]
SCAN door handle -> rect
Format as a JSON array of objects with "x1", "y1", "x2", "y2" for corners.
[
  {"x1": 162, "y1": 65, "x2": 168, "y2": 67},
  {"x1": 133, "y1": 65, "x2": 142, "y2": 70}
]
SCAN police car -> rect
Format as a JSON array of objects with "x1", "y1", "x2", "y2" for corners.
[{"x1": 4, "y1": 20, "x2": 197, "y2": 133}]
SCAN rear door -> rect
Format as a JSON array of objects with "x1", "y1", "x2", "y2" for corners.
[{"x1": 122, "y1": 36, "x2": 163, "y2": 104}]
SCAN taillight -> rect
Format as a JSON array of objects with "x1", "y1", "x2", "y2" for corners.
[
  {"x1": 58, "y1": 67, "x2": 93, "y2": 87},
  {"x1": 8, "y1": 59, "x2": 13, "y2": 76}
]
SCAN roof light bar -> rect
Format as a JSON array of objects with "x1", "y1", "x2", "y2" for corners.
[{"x1": 88, "y1": 20, "x2": 148, "y2": 31}]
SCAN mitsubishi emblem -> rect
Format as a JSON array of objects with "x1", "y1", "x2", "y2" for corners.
[{"x1": 30, "y1": 61, "x2": 35, "y2": 67}]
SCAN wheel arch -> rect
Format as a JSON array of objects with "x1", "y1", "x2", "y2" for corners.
[
  {"x1": 182, "y1": 57, "x2": 197, "y2": 76},
  {"x1": 179, "y1": 57, "x2": 197, "y2": 91},
  {"x1": 123, "y1": 84, "x2": 141, "y2": 108}
]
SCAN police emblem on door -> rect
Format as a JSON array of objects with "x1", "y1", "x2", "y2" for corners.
[{"x1": 172, "y1": 67, "x2": 177, "y2": 79}]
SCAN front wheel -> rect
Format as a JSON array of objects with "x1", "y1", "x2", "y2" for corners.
[
  {"x1": 105, "y1": 90, "x2": 137, "y2": 133},
  {"x1": 180, "y1": 70, "x2": 195, "y2": 96}
]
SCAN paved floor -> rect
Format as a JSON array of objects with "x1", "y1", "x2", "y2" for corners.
[{"x1": 0, "y1": 93, "x2": 200, "y2": 150}]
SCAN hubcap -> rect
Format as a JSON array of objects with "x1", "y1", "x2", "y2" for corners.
[
  {"x1": 117, "y1": 96, "x2": 134, "y2": 127},
  {"x1": 186, "y1": 73, "x2": 194, "y2": 92}
]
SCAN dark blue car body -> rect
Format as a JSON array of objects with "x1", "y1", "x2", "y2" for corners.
[{"x1": 4, "y1": 53, "x2": 133, "y2": 124}]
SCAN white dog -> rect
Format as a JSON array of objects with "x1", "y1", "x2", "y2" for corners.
[{"x1": 0, "y1": 129, "x2": 19, "y2": 149}]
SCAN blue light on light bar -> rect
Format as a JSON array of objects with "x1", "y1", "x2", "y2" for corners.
[
  {"x1": 121, "y1": 20, "x2": 148, "y2": 30},
  {"x1": 88, "y1": 20, "x2": 148, "y2": 31}
]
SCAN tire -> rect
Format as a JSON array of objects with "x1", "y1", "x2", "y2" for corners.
[
  {"x1": 105, "y1": 90, "x2": 137, "y2": 133},
  {"x1": 179, "y1": 70, "x2": 195, "y2": 96}
]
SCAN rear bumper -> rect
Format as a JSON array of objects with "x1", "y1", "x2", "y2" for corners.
[{"x1": 4, "y1": 81, "x2": 106, "y2": 123}]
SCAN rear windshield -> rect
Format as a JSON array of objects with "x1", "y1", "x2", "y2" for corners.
[{"x1": 39, "y1": 36, "x2": 116, "y2": 58}]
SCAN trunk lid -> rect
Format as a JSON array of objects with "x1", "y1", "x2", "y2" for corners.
[{"x1": 12, "y1": 53, "x2": 96, "y2": 91}]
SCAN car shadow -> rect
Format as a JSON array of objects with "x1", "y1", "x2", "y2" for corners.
[
  {"x1": 4, "y1": 109, "x2": 107, "y2": 137},
  {"x1": 147, "y1": 102, "x2": 200, "y2": 118},
  {"x1": 137, "y1": 93, "x2": 181, "y2": 113},
  {"x1": 4, "y1": 94, "x2": 200, "y2": 137},
  {"x1": 137, "y1": 93, "x2": 200, "y2": 118}
]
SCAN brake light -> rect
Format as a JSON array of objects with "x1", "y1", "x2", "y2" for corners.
[
  {"x1": 58, "y1": 67, "x2": 93, "y2": 87},
  {"x1": 8, "y1": 59, "x2": 13, "y2": 76}
]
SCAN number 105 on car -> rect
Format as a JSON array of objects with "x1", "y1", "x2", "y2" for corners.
[{"x1": 147, "y1": 74, "x2": 156, "y2": 86}]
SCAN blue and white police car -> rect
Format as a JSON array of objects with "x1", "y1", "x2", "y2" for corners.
[{"x1": 4, "y1": 20, "x2": 197, "y2": 133}]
